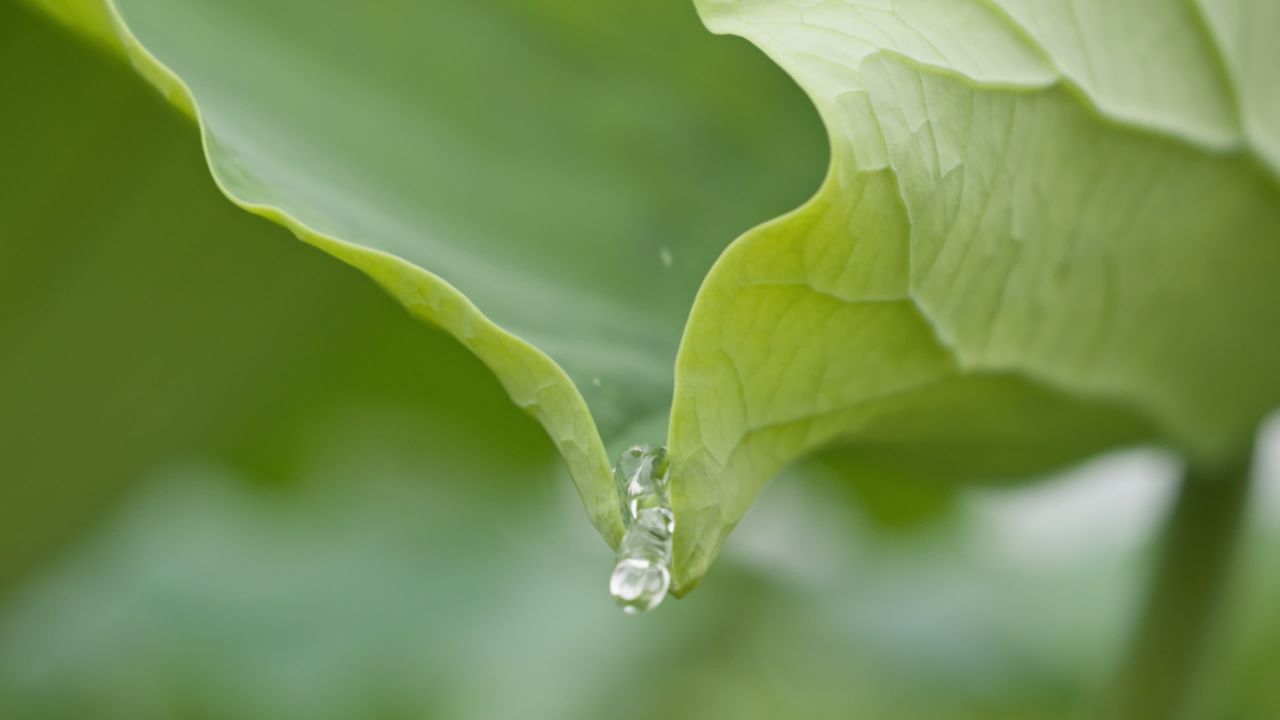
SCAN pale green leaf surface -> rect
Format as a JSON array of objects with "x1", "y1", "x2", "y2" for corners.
[
  {"x1": 671, "y1": 0, "x2": 1280, "y2": 591},
  {"x1": 1196, "y1": 0, "x2": 1280, "y2": 174}
]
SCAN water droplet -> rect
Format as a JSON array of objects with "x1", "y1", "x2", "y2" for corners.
[
  {"x1": 659, "y1": 247, "x2": 673, "y2": 269},
  {"x1": 610, "y1": 558, "x2": 669, "y2": 615},
  {"x1": 609, "y1": 444, "x2": 674, "y2": 614}
]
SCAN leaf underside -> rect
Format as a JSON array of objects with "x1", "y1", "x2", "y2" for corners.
[{"x1": 669, "y1": 0, "x2": 1280, "y2": 591}]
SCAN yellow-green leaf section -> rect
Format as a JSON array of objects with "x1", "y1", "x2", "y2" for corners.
[{"x1": 669, "y1": 0, "x2": 1280, "y2": 592}]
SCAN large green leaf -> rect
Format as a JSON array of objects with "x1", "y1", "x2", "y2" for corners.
[
  {"x1": 29, "y1": 0, "x2": 823, "y2": 554},
  {"x1": 14, "y1": 10, "x2": 1280, "y2": 717},
  {"x1": 667, "y1": 0, "x2": 1280, "y2": 590},
  {"x1": 1, "y1": 18, "x2": 1198, "y2": 717},
  {"x1": 26, "y1": 0, "x2": 1280, "y2": 594}
]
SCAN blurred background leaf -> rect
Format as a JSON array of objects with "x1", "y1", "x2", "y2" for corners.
[{"x1": 0, "y1": 0, "x2": 547, "y2": 599}]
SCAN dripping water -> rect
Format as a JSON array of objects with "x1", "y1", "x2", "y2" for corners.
[{"x1": 608, "y1": 444, "x2": 674, "y2": 614}]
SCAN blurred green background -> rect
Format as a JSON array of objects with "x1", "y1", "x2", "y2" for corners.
[{"x1": 1, "y1": 2, "x2": 1278, "y2": 718}]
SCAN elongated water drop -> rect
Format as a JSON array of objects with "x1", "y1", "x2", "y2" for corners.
[{"x1": 609, "y1": 444, "x2": 674, "y2": 614}]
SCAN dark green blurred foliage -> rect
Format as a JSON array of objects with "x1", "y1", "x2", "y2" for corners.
[{"x1": 0, "y1": 3, "x2": 542, "y2": 594}]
